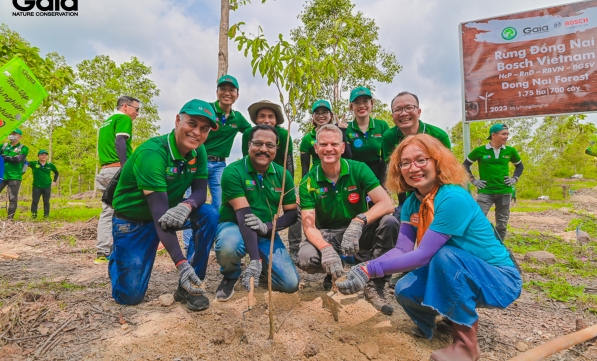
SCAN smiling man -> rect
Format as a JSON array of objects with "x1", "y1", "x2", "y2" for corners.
[
  {"x1": 297, "y1": 124, "x2": 398, "y2": 315},
  {"x1": 108, "y1": 99, "x2": 219, "y2": 311},
  {"x1": 0, "y1": 128, "x2": 28, "y2": 219},
  {"x1": 214, "y1": 124, "x2": 299, "y2": 301},
  {"x1": 464, "y1": 124, "x2": 524, "y2": 241}
]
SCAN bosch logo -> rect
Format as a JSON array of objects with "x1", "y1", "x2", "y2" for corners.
[{"x1": 565, "y1": 18, "x2": 588, "y2": 26}]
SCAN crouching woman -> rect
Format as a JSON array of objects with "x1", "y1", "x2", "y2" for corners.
[{"x1": 337, "y1": 134, "x2": 521, "y2": 361}]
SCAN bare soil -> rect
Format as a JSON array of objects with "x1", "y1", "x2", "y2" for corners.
[{"x1": 1, "y1": 197, "x2": 597, "y2": 360}]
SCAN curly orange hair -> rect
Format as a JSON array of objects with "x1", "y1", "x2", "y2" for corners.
[{"x1": 385, "y1": 134, "x2": 468, "y2": 193}]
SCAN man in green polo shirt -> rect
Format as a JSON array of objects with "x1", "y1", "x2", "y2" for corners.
[
  {"x1": 95, "y1": 95, "x2": 140, "y2": 265},
  {"x1": 297, "y1": 124, "x2": 398, "y2": 315},
  {"x1": 464, "y1": 124, "x2": 524, "y2": 241},
  {"x1": 203, "y1": 75, "x2": 252, "y2": 212},
  {"x1": 0, "y1": 128, "x2": 29, "y2": 219},
  {"x1": 214, "y1": 124, "x2": 299, "y2": 301},
  {"x1": 109, "y1": 99, "x2": 219, "y2": 310},
  {"x1": 29, "y1": 150, "x2": 59, "y2": 219},
  {"x1": 346, "y1": 87, "x2": 389, "y2": 181}
]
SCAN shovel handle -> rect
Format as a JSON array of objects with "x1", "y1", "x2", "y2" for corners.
[{"x1": 247, "y1": 276, "x2": 255, "y2": 309}]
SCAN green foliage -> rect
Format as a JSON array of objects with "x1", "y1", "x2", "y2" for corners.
[
  {"x1": 525, "y1": 278, "x2": 588, "y2": 302},
  {"x1": 510, "y1": 199, "x2": 573, "y2": 213},
  {"x1": 567, "y1": 214, "x2": 597, "y2": 238}
]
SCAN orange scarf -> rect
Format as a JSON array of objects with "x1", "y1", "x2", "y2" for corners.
[{"x1": 414, "y1": 184, "x2": 439, "y2": 249}]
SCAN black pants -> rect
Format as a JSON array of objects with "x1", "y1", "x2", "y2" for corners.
[
  {"x1": 0, "y1": 180, "x2": 22, "y2": 219},
  {"x1": 31, "y1": 187, "x2": 51, "y2": 217}
]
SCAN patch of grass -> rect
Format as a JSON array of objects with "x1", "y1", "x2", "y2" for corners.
[
  {"x1": 524, "y1": 278, "x2": 585, "y2": 302},
  {"x1": 511, "y1": 199, "x2": 574, "y2": 213},
  {"x1": 26, "y1": 278, "x2": 86, "y2": 292},
  {"x1": 566, "y1": 214, "x2": 597, "y2": 238}
]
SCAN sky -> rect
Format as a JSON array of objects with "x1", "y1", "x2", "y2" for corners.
[{"x1": 1, "y1": 0, "x2": 591, "y2": 160}]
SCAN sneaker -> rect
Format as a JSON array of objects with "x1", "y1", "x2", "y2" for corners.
[
  {"x1": 94, "y1": 254, "x2": 110, "y2": 265},
  {"x1": 364, "y1": 284, "x2": 394, "y2": 315},
  {"x1": 174, "y1": 285, "x2": 209, "y2": 311},
  {"x1": 215, "y1": 277, "x2": 237, "y2": 302},
  {"x1": 323, "y1": 274, "x2": 333, "y2": 291}
]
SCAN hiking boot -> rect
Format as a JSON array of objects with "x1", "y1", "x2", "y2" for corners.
[
  {"x1": 323, "y1": 274, "x2": 333, "y2": 291},
  {"x1": 215, "y1": 277, "x2": 237, "y2": 302},
  {"x1": 94, "y1": 253, "x2": 110, "y2": 265},
  {"x1": 364, "y1": 283, "x2": 394, "y2": 315},
  {"x1": 430, "y1": 320, "x2": 480, "y2": 361},
  {"x1": 174, "y1": 285, "x2": 209, "y2": 311},
  {"x1": 388, "y1": 272, "x2": 409, "y2": 289},
  {"x1": 437, "y1": 317, "x2": 454, "y2": 334}
]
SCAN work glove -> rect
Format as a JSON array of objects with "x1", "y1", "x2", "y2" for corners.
[
  {"x1": 504, "y1": 176, "x2": 518, "y2": 186},
  {"x1": 471, "y1": 179, "x2": 487, "y2": 189},
  {"x1": 321, "y1": 245, "x2": 343, "y2": 278},
  {"x1": 244, "y1": 213, "x2": 269, "y2": 236},
  {"x1": 158, "y1": 203, "x2": 192, "y2": 230},
  {"x1": 337, "y1": 263, "x2": 370, "y2": 295},
  {"x1": 177, "y1": 261, "x2": 204, "y2": 295},
  {"x1": 341, "y1": 218, "x2": 364, "y2": 256},
  {"x1": 242, "y1": 259, "x2": 262, "y2": 291}
]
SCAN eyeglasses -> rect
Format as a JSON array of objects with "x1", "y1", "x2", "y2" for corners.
[
  {"x1": 126, "y1": 104, "x2": 140, "y2": 112},
  {"x1": 314, "y1": 110, "x2": 331, "y2": 117},
  {"x1": 250, "y1": 141, "x2": 277, "y2": 149},
  {"x1": 398, "y1": 157, "x2": 432, "y2": 170},
  {"x1": 217, "y1": 87, "x2": 237, "y2": 94},
  {"x1": 392, "y1": 105, "x2": 418, "y2": 114}
]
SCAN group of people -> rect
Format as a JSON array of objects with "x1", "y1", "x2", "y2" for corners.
[
  {"x1": 0, "y1": 128, "x2": 59, "y2": 219},
  {"x1": 81, "y1": 74, "x2": 524, "y2": 361}
]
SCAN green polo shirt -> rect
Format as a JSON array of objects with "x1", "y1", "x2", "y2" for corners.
[
  {"x1": 219, "y1": 156, "x2": 296, "y2": 224},
  {"x1": 203, "y1": 101, "x2": 251, "y2": 158},
  {"x1": 113, "y1": 130, "x2": 208, "y2": 222},
  {"x1": 300, "y1": 159, "x2": 380, "y2": 229},
  {"x1": 98, "y1": 112, "x2": 133, "y2": 166},
  {"x1": 382, "y1": 120, "x2": 452, "y2": 162},
  {"x1": 299, "y1": 128, "x2": 320, "y2": 168},
  {"x1": 345, "y1": 118, "x2": 388, "y2": 180},
  {"x1": 467, "y1": 144, "x2": 522, "y2": 195},
  {"x1": 1, "y1": 143, "x2": 28, "y2": 181},
  {"x1": 29, "y1": 161, "x2": 58, "y2": 189},
  {"x1": 241, "y1": 126, "x2": 293, "y2": 167}
]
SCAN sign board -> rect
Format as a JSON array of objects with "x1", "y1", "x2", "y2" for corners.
[
  {"x1": 460, "y1": 0, "x2": 597, "y2": 121},
  {"x1": 0, "y1": 57, "x2": 48, "y2": 139}
]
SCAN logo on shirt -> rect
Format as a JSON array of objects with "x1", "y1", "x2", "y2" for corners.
[
  {"x1": 502, "y1": 155, "x2": 510, "y2": 159},
  {"x1": 230, "y1": 124, "x2": 237, "y2": 128},
  {"x1": 483, "y1": 155, "x2": 492, "y2": 159},
  {"x1": 349, "y1": 133, "x2": 359, "y2": 139},
  {"x1": 188, "y1": 158, "x2": 196, "y2": 165},
  {"x1": 274, "y1": 187, "x2": 283, "y2": 193},
  {"x1": 166, "y1": 167, "x2": 178, "y2": 177},
  {"x1": 373, "y1": 133, "x2": 382, "y2": 138},
  {"x1": 347, "y1": 186, "x2": 357, "y2": 191},
  {"x1": 190, "y1": 167, "x2": 197, "y2": 173},
  {"x1": 354, "y1": 139, "x2": 363, "y2": 148},
  {"x1": 348, "y1": 192, "x2": 360, "y2": 203},
  {"x1": 410, "y1": 213, "x2": 420, "y2": 227}
]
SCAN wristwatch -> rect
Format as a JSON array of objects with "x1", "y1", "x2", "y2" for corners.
[{"x1": 356, "y1": 213, "x2": 368, "y2": 225}]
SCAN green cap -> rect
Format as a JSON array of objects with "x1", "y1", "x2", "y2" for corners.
[
  {"x1": 311, "y1": 99, "x2": 332, "y2": 113},
  {"x1": 217, "y1": 74, "x2": 239, "y2": 90},
  {"x1": 350, "y1": 86, "x2": 372, "y2": 103},
  {"x1": 179, "y1": 99, "x2": 218, "y2": 128},
  {"x1": 487, "y1": 123, "x2": 508, "y2": 140},
  {"x1": 12, "y1": 128, "x2": 22, "y2": 135},
  {"x1": 38, "y1": 149, "x2": 48, "y2": 155}
]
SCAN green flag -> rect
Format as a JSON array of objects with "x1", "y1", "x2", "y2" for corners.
[{"x1": 0, "y1": 57, "x2": 48, "y2": 139}]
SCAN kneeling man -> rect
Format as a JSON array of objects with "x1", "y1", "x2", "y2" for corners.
[
  {"x1": 215, "y1": 124, "x2": 299, "y2": 301},
  {"x1": 297, "y1": 124, "x2": 398, "y2": 314},
  {"x1": 109, "y1": 99, "x2": 219, "y2": 311}
]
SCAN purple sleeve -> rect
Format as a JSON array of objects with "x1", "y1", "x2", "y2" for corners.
[
  {"x1": 183, "y1": 178, "x2": 208, "y2": 209},
  {"x1": 235, "y1": 207, "x2": 260, "y2": 261},
  {"x1": 366, "y1": 229, "x2": 451, "y2": 278},
  {"x1": 146, "y1": 192, "x2": 185, "y2": 265},
  {"x1": 265, "y1": 209, "x2": 298, "y2": 232}
]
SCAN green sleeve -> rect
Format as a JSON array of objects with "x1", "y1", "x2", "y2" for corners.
[
  {"x1": 467, "y1": 147, "x2": 479, "y2": 161},
  {"x1": 114, "y1": 115, "x2": 133, "y2": 137},
  {"x1": 299, "y1": 135, "x2": 310, "y2": 154},
  {"x1": 221, "y1": 166, "x2": 245, "y2": 202},
  {"x1": 381, "y1": 129, "x2": 395, "y2": 163},
  {"x1": 51, "y1": 164, "x2": 58, "y2": 173},
  {"x1": 195, "y1": 145, "x2": 208, "y2": 179},
  {"x1": 241, "y1": 129, "x2": 251, "y2": 157},
  {"x1": 359, "y1": 163, "x2": 381, "y2": 193},
  {"x1": 21, "y1": 145, "x2": 29, "y2": 157},
  {"x1": 440, "y1": 133, "x2": 452, "y2": 150},
  {"x1": 299, "y1": 174, "x2": 316, "y2": 210},
  {"x1": 282, "y1": 170, "x2": 297, "y2": 205},
  {"x1": 134, "y1": 149, "x2": 167, "y2": 192},
  {"x1": 510, "y1": 147, "x2": 522, "y2": 163},
  {"x1": 238, "y1": 113, "x2": 252, "y2": 133}
]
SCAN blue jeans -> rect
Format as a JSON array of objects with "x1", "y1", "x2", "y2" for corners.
[
  {"x1": 395, "y1": 245, "x2": 521, "y2": 339},
  {"x1": 109, "y1": 204, "x2": 218, "y2": 305},
  {"x1": 207, "y1": 161, "x2": 226, "y2": 212},
  {"x1": 214, "y1": 222, "x2": 300, "y2": 293}
]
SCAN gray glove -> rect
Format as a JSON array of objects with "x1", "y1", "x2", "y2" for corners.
[
  {"x1": 321, "y1": 245, "x2": 343, "y2": 278},
  {"x1": 158, "y1": 203, "x2": 192, "y2": 230},
  {"x1": 177, "y1": 261, "x2": 203, "y2": 295},
  {"x1": 242, "y1": 259, "x2": 262, "y2": 291},
  {"x1": 244, "y1": 213, "x2": 269, "y2": 236},
  {"x1": 337, "y1": 263, "x2": 370, "y2": 295},
  {"x1": 504, "y1": 176, "x2": 518, "y2": 186},
  {"x1": 341, "y1": 218, "x2": 364, "y2": 256},
  {"x1": 471, "y1": 179, "x2": 487, "y2": 189}
]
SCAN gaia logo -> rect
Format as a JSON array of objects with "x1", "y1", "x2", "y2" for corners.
[{"x1": 501, "y1": 27, "x2": 517, "y2": 40}]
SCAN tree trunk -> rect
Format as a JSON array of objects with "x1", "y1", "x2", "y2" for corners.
[
  {"x1": 78, "y1": 174, "x2": 82, "y2": 194},
  {"x1": 69, "y1": 176, "x2": 73, "y2": 196},
  {"x1": 218, "y1": 0, "x2": 230, "y2": 79},
  {"x1": 92, "y1": 124, "x2": 100, "y2": 199},
  {"x1": 49, "y1": 114, "x2": 54, "y2": 162}
]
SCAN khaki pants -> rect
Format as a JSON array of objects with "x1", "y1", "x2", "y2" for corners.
[{"x1": 95, "y1": 167, "x2": 120, "y2": 256}]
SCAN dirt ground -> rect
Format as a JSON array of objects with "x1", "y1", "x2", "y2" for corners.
[{"x1": 1, "y1": 191, "x2": 597, "y2": 360}]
